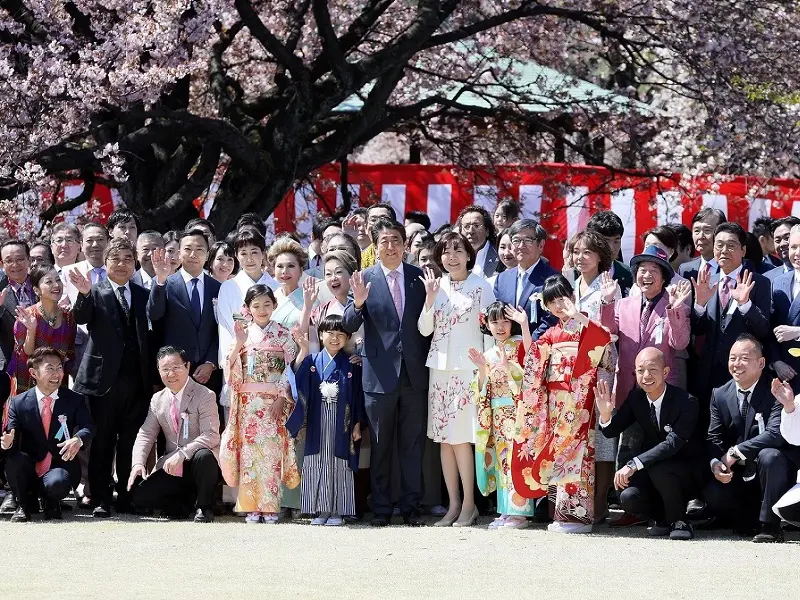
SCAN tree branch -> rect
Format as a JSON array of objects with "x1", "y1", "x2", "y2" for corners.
[
  {"x1": 312, "y1": 0, "x2": 351, "y2": 85},
  {"x1": 38, "y1": 171, "x2": 96, "y2": 223}
]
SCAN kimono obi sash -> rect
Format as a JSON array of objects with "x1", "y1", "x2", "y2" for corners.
[
  {"x1": 238, "y1": 382, "x2": 281, "y2": 396},
  {"x1": 545, "y1": 340, "x2": 578, "y2": 387},
  {"x1": 490, "y1": 396, "x2": 515, "y2": 409}
]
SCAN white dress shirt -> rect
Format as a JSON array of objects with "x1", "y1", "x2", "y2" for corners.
[
  {"x1": 780, "y1": 397, "x2": 800, "y2": 445},
  {"x1": 34, "y1": 386, "x2": 59, "y2": 414},
  {"x1": 694, "y1": 264, "x2": 752, "y2": 316},
  {"x1": 472, "y1": 243, "x2": 490, "y2": 277},
  {"x1": 515, "y1": 260, "x2": 540, "y2": 306},
  {"x1": 179, "y1": 268, "x2": 205, "y2": 312},
  {"x1": 139, "y1": 269, "x2": 153, "y2": 291},
  {"x1": 710, "y1": 381, "x2": 758, "y2": 467},
  {"x1": 380, "y1": 262, "x2": 405, "y2": 308},
  {"x1": 792, "y1": 271, "x2": 800, "y2": 300},
  {"x1": 108, "y1": 279, "x2": 131, "y2": 307},
  {"x1": 699, "y1": 257, "x2": 719, "y2": 272}
]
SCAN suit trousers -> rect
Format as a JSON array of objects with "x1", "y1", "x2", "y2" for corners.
[
  {"x1": 88, "y1": 371, "x2": 147, "y2": 506},
  {"x1": 620, "y1": 458, "x2": 702, "y2": 524},
  {"x1": 5, "y1": 451, "x2": 74, "y2": 506},
  {"x1": 131, "y1": 448, "x2": 219, "y2": 512},
  {"x1": 364, "y1": 362, "x2": 426, "y2": 517},
  {"x1": 703, "y1": 448, "x2": 799, "y2": 525}
]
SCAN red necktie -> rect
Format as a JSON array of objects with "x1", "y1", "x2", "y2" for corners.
[{"x1": 35, "y1": 396, "x2": 53, "y2": 477}]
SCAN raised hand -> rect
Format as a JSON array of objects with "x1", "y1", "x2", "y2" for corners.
[
  {"x1": 234, "y1": 319, "x2": 248, "y2": 346},
  {"x1": 771, "y1": 377, "x2": 796, "y2": 412},
  {"x1": 599, "y1": 272, "x2": 620, "y2": 305},
  {"x1": 151, "y1": 247, "x2": 173, "y2": 284},
  {"x1": 467, "y1": 347, "x2": 487, "y2": 369},
  {"x1": 691, "y1": 265, "x2": 714, "y2": 307},
  {"x1": 732, "y1": 269, "x2": 754, "y2": 305},
  {"x1": 594, "y1": 380, "x2": 615, "y2": 422},
  {"x1": 349, "y1": 271, "x2": 371, "y2": 308},
  {"x1": 0, "y1": 287, "x2": 7, "y2": 307},
  {"x1": 421, "y1": 267, "x2": 441, "y2": 300},
  {"x1": 0, "y1": 428, "x2": 14, "y2": 451},
  {"x1": 667, "y1": 280, "x2": 692, "y2": 308},
  {"x1": 301, "y1": 277, "x2": 319, "y2": 308},
  {"x1": 292, "y1": 328, "x2": 309, "y2": 352},
  {"x1": 562, "y1": 297, "x2": 579, "y2": 319},
  {"x1": 68, "y1": 268, "x2": 92, "y2": 296},
  {"x1": 15, "y1": 306, "x2": 37, "y2": 331},
  {"x1": 504, "y1": 305, "x2": 528, "y2": 325},
  {"x1": 342, "y1": 213, "x2": 361, "y2": 238}
]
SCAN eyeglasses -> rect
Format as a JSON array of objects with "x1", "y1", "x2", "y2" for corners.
[
  {"x1": 158, "y1": 365, "x2": 188, "y2": 375},
  {"x1": 713, "y1": 241, "x2": 741, "y2": 251},
  {"x1": 52, "y1": 237, "x2": 78, "y2": 245},
  {"x1": 511, "y1": 237, "x2": 538, "y2": 247}
]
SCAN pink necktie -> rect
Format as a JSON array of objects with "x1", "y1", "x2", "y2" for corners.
[
  {"x1": 35, "y1": 396, "x2": 53, "y2": 477},
  {"x1": 170, "y1": 394, "x2": 183, "y2": 477},
  {"x1": 388, "y1": 270, "x2": 403, "y2": 319},
  {"x1": 719, "y1": 276, "x2": 732, "y2": 309}
]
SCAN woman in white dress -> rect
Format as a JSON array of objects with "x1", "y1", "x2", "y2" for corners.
[
  {"x1": 566, "y1": 229, "x2": 619, "y2": 522},
  {"x1": 418, "y1": 232, "x2": 495, "y2": 527}
]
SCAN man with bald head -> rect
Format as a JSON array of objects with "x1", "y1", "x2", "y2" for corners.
[{"x1": 596, "y1": 347, "x2": 702, "y2": 540}]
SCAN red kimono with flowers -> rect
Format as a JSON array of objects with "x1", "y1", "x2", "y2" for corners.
[{"x1": 512, "y1": 319, "x2": 612, "y2": 524}]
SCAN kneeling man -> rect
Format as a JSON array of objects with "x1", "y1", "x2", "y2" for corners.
[
  {"x1": 596, "y1": 347, "x2": 702, "y2": 540},
  {"x1": 2, "y1": 347, "x2": 94, "y2": 522},
  {"x1": 128, "y1": 346, "x2": 220, "y2": 522}
]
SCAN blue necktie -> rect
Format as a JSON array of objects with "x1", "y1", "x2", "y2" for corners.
[{"x1": 190, "y1": 278, "x2": 201, "y2": 328}]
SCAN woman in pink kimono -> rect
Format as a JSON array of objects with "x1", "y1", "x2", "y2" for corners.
[{"x1": 220, "y1": 284, "x2": 305, "y2": 524}]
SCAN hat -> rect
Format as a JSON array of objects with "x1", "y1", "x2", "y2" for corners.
[{"x1": 630, "y1": 245, "x2": 674, "y2": 280}]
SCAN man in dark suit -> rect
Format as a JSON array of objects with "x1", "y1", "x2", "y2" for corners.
[
  {"x1": 148, "y1": 229, "x2": 221, "y2": 393},
  {"x1": 586, "y1": 210, "x2": 633, "y2": 294},
  {"x1": 678, "y1": 207, "x2": 727, "y2": 281},
  {"x1": 70, "y1": 237, "x2": 152, "y2": 518},
  {"x1": 690, "y1": 222, "x2": 771, "y2": 435},
  {"x1": 596, "y1": 347, "x2": 702, "y2": 540},
  {"x1": 131, "y1": 230, "x2": 164, "y2": 291},
  {"x1": 752, "y1": 216, "x2": 782, "y2": 273},
  {"x1": 0, "y1": 240, "x2": 34, "y2": 375},
  {"x1": 1, "y1": 347, "x2": 94, "y2": 522},
  {"x1": 769, "y1": 224, "x2": 800, "y2": 390},
  {"x1": 456, "y1": 206, "x2": 500, "y2": 279},
  {"x1": 343, "y1": 218, "x2": 431, "y2": 526},
  {"x1": 493, "y1": 218, "x2": 559, "y2": 339},
  {"x1": 764, "y1": 217, "x2": 800, "y2": 284},
  {"x1": 701, "y1": 335, "x2": 800, "y2": 542}
]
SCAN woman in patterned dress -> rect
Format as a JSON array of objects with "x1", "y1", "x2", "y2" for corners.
[
  {"x1": 220, "y1": 284, "x2": 305, "y2": 524},
  {"x1": 418, "y1": 232, "x2": 495, "y2": 527},
  {"x1": 512, "y1": 274, "x2": 615, "y2": 534}
]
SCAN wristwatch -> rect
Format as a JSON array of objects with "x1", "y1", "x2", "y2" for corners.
[{"x1": 626, "y1": 460, "x2": 638, "y2": 471}]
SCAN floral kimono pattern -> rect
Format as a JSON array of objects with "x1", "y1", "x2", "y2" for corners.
[
  {"x1": 474, "y1": 339, "x2": 535, "y2": 516},
  {"x1": 512, "y1": 320, "x2": 612, "y2": 524},
  {"x1": 220, "y1": 321, "x2": 300, "y2": 513}
]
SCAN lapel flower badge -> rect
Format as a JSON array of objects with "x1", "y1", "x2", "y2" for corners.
[
  {"x1": 530, "y1": 292, "x2": 543, "y2": 304},
  {"x1": 310, "y1": 365, "x2": 316, "y2": 372}
]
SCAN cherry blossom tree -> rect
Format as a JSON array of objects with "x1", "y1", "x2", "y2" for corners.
[{"x1": 1, "y1": 1, "x2": 798, "y2": 235}]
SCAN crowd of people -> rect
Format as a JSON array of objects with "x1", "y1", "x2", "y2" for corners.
[{"x1": 1, "y1": 201, "x2": 800, "y2": 544}]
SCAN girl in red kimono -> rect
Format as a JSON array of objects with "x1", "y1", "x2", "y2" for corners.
[{"x1": 512, "y1": 274, "x2": 615, "y2": 533}]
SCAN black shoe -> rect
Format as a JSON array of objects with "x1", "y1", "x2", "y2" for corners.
[
  {"x1": 685, "y1": 499, "x2": 707, "y2": 518},
  {"x1": 669, "y1": 520, "x2": 694, "y2": 540},
  {"x1": 402, "y1": 509, "x2": 424, "y2": 527},
  {"x1": 753, "y1": 523, "x2": 784, "y2": 543},
  {"x1": 115, "y1": 498, "x2": 135, "y2": 514},
  {"x1": 44, "y1": 500, "x2": 63, "y2": 520},
  {"x1": 10, "y1": 506, "x2": 30, "y2": 523},
  {"x1": 92, "y1": 504, "x2": 111, "y2": 518},
  {"x1": 194, "y1": 508, "x2": 214, "y2": 523},
  {"x1": 733, "y1": 522, "x2": 759, "y2": 538},
  {"x1": 370, "y1": 515, "x2": 390, "y2": 527},
  {"x1": 0, "y1": 494, "x2": 18, "y2": 514}
]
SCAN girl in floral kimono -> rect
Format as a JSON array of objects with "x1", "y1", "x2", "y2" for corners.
[
  {"x1": 288, "y1": 315, "x2": 364, "y2": 525},
  {"x1": 512, "y1": 274, "x2": 615, "y2": 534},
  {"x1": 468, "y1": 301, "x2": 535, "y2": 529},
  {"x1": 220, "y1": 284, "x2": 305, "y2": 524}
]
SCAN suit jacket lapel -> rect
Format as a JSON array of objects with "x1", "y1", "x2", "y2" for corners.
[
  {"x1": 22, "y1": 389, "x2": 48, "y2": 448},
  {"x1": 401, "y1": 265, "x2": 417, "y2": 327},
  {"x1": 201, "y1": 274, "x2": 215, "y2": 324},
  {"x1": 786, "y1": 275, "x2": 800, "y2": 324},
  {"x1": 97, "y1": 279, "x2": 123, "y2": 335},
  {"x1": 373, "y1": 267, "x2": 400, "y2": 326},
  {"x1": 724, "y1": 381, "x2": 744, "y2": 431},
  {"x1": 170, "y1": 273, "x2": 191, "y2": 311},
  {"x1": 179, "y1": 379, "x2": 194, "y2": 414},
  {"x1": 744, "y1": 379, "x2": 768, "y2": 437}
]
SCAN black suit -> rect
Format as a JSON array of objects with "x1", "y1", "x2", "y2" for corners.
[
  {"x1": 611, "y1": 260, "x2": 634, "y2": 297},
  {"x1": 4, "y1": 387, "x2": 94, "y2": 506},
  {"x1": 601, "y1": 385, "x2": 703, "y2": 523},
  {"x1": 73, "y1": 278, "x2": 152, "y2": 507},
  {"x1": 702, "y1": 377, "x2": 800, "y2": 526},
  {"x1": 0, "y1": 273, "x2": 17, "y2": 373}
]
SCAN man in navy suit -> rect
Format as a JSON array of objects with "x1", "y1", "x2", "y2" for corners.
[
  {"x1": 769, "y1": 224, "x2": 800, "y2": 389},
  {"x1": 765, "y1": 217, "x2": 800, "y2": 285},
  {"x1": 678, "y1": 207, "x2": 727, "y2": 281},
  {"x1": 2, "y1": 347, "x2": 94, "y2": 522},
  {"x1": 343, "y1": 218, "x2": 431, "y2": 526},
  {"x1": 148, "y1": 229, "x2": 221, "y2": 393},
  {"x1": 70, "y1": 237, "x2": 152, "y2": 518},
  {"x1": 690, "y1": 222, "x2": 771, "y2": 438},
  {"x1": 492, "y1": 218, "x2": 558, "y2": 339}
]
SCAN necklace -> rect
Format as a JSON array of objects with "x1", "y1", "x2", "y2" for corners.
[{"x1": 40, "y1": 305, "x2": 59, "y2": 328}]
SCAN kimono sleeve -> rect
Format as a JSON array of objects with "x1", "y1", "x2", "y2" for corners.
[{"x1": 286, "y1": 354, "x2": 313, "y2": 438}]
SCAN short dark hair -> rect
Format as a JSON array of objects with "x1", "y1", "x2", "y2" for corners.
[
  {"x1": 237, "y1": 213, "x2": 267, "y2": 237},
  {"x1": 479, "y1": 301, "x2": 522, "y2": 337},
  {"x1": 405, "y1": 210, "x2": 431, "y2": 230},
  {"x1": 733, "y1": 333, "x2": 763, "y2": 358},
  {"x1": 370, "y1": 218, "x2": 405, "y2": 245},
  {"x1": 107, "y1": 208, "x2": 141, "y2": 233},
  {"x1": 52, "y1": 222, "x2": 80, "y2": 239},
  {"x1": 232, "y1": 228, "x2": 266, "y2": 253},
  {"x1": 27, "y1": 346, "x2": 65, "y2": 369},
  {"x1": 745, "y1": 232, "x2": 764, "y2": 266},
  {"x1": 714, "y1": 222, "x2": 747, "y2": 247},
  {"x1": 643, "y1": 225, "x2": 678, "y2": 261},
  {"x1": 752, "y1": 217, "x2": 775, "y2": 239},
  {"x1": 507, "y1": 218, "x2": 547, "y2": 242},
  {"x1": 317, "y1": 313, "x2": 351, "y2": 339},
  {"x1": 312, "y1": 216, "x2": 342, "y2": 241},
  {"x1": 186, "y1": 217, "x2": 216, "y2": 238},
  {"x1": 433, "y1": 223, "x2": 452, "y2": 238},
  {"x1": 103, "y1": 236, "x2": 136, "y2": 263},
  {"x1": 179, "y1": 228, "x2": 210, "y2": 250},
  {"x1": 771, "y1": 216, "x2": 800, "y2": 235},
  {"x1": 408, "y1": 229, "x2": 434, "y2": 249},
  {"x1": 137, "y1": 230, "x2": 165, "y2": 246},
  {"x1": 29, "y1": 262, "x2": 57, "y2": 290},
  {"x1": 586, "y1": 210, "x2": 624, "y2": 237},
  {"x1": 457, "y1": 205, "x2": 497, "y2": 246},
  {"x1": 157, "y1": 345, "x2": 189, "y2": 364},
  {"x1": 542, "y1": 274, "x2": 574, "y2": 306},
  {"x1": 1, "y1": 239, "x2": 30, "y2": 258},
  {"x1": 433, "y1": 231, "x2": 476, "y2": 271},
  {"x1": 82, "y1": 222, "x2": 109, "y2": 241},
  {"x1": 666, "y1": 223, "x2": 693, "y2": 254},
  {"x1": 495, "y1": 200, "x2": 520, "y2": 221},
  {"x1": 568, "y1": 230, "x2": 614, "y2": 274},
  {"x1": 29, "y1": 241, "x2": 54, "y2": 264},
  {"x1": 366, "y1": 202, "x2": 397, "y2": 221},
  {"x1": 691, "y1": 207, "x2": 727, "y2": 227},
  {"x1": 244, "y1": 284, "x2": 277, "y2": 307},
  {"x1": 206, "y1": 241, "x2": 239, "y2": 274},
  {"x1": 163, "y1": 230, "x2": 180, "y2": 245},
  {"x1": 352, "y1": 207, "x2": 368, "y2": 218}
]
